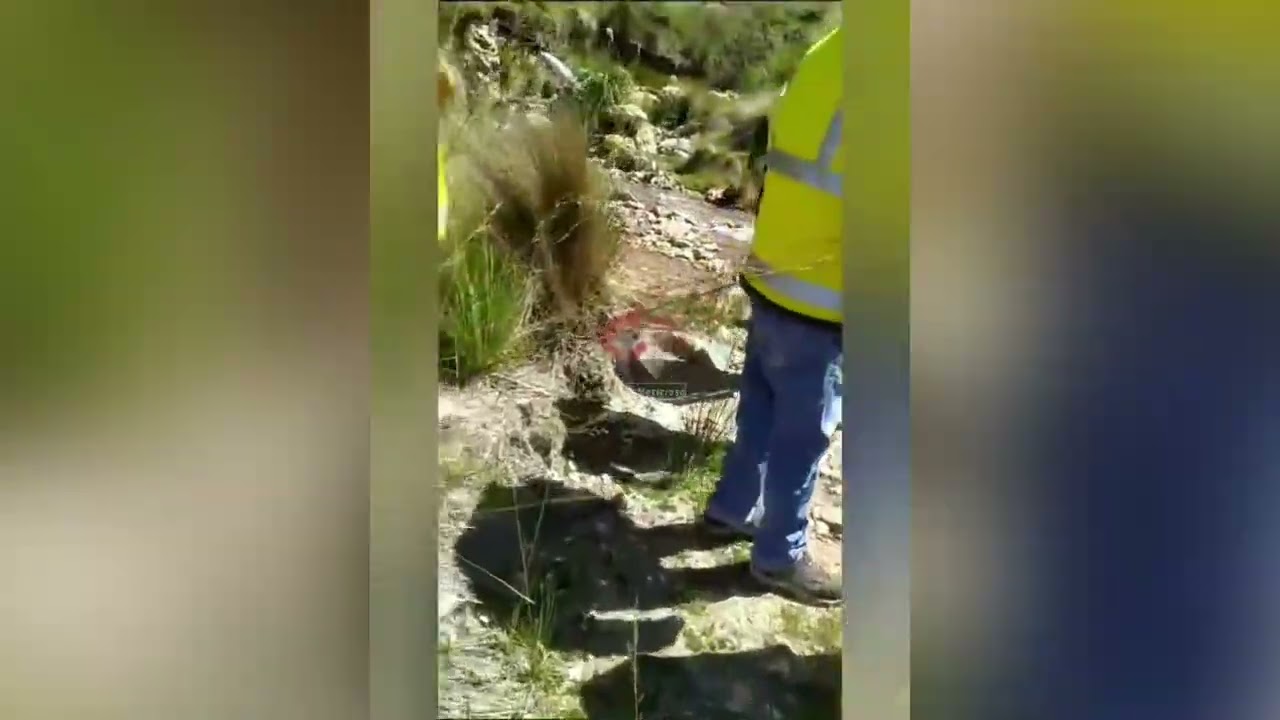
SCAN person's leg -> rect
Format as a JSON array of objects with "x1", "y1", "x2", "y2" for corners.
[
  {"x1": 748, "y1": 303, "x2": 843, "y2": 604},
  {"x1": 703, "y1": 303, "x2": 774, "y2": 534}
]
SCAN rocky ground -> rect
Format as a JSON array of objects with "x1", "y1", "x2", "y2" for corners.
[{"x1": 437, "y1": 175, "x2": 844, "y2": 719}]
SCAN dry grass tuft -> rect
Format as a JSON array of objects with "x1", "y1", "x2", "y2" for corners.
[{"x1": 442, "y1": 109, "x2": 621, "y2": 383}]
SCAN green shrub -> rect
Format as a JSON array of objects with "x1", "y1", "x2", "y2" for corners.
[
  {"x1": 599, "y1": 1, "x2": 837, "y2": 92},
  {"x1": 571, "y1": 66, "x2": 633, "y2": 135}
]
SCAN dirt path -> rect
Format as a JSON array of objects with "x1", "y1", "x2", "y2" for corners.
[
  {"x1": 617, "y1": 178, "x2": 757, "y2": 240},
  {"x1": 607, "y1": 178, "x2": 754, "y2": 308}
]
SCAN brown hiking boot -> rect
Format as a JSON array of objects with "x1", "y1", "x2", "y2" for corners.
[{"x1": 750, "y1": 553, "x2": 842, "y2": 607}]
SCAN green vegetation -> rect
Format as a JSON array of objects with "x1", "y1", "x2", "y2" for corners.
[
  {"x1": 777, "y1": 603, "x2": 843, "y2": 653},
  {"x1": 671, "y1": 398, "x2": 733, "y2": 506},
  {"x1": 502, "y1": 579, "x2": 566, "y2": 692},
  {"x1": 571, "y1": 66, "x2": 634, "y2": 135},
  {"x1": 629, "y1": 397, "x2": 734, "y2": 511},
  {"x1": 593, "y1": 1, "x2": 839, "y2": 92},
  {"x1": 439, "y1": 1, "x2": 835, "y2": 211},
  {"x1": 439, "y1": 208, "x2": 537, "y2": 383},
  {"x1": 439, "y1": 111, "x2": 619, "y2": 384},
  {"x1": 440, "y1": 2, "x2": 837, "y2": 92}
]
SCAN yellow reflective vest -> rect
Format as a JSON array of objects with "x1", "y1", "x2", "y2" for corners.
[
  {"x1": 744, "y1": 28, "x2": 842, "y2": 323},
  {"x1": 438, "y1": 144, "x2": 448, "y2": 241}
]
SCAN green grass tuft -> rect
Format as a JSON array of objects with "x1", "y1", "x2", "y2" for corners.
[
  {"x1": 572, "y1": 66, "x2": 634, "y2": 135},
  {"x1": 439, "y1": 222, "x2": 537, "y2": 384}
]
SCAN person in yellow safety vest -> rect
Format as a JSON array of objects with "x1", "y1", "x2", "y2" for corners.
[
  {"x1": 698, "y1": 27, "x2": 843, "y2": 606},
  {"x1": 438, "y1": 61, "x2": 456, "y2": 241}
]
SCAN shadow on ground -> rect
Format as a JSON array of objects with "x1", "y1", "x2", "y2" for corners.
[
  {"x1": 580, "y1": 646, "x2": 840, "y2": 720},
  {"x1": 556, "y1": 402, "x2": 732, "y2": 485},
  {"x1": 453, "y1": 478, "x2": 766, "y2": 657},
  {"x1": 613, "y1": 353, "x2": 742, "y2": 406},
  {"x1": 608, "y1": 328, "x2": 742, "y2": 406}
]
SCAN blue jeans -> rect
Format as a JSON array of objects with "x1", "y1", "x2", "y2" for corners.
[{"x1": 705, "y1": 295, "x2": 843, "y2": 570}]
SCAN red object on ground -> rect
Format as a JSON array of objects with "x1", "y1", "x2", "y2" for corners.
[{"x1": 599, "y1": 308, "x2": 677, "y2": 362}]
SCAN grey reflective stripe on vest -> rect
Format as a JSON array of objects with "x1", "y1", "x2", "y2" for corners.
[
  {"x1": 747, "y1": 253, "x2": 842, "y2": 313},
  {"x1": 817, "y1": 110, "x2": 842, "y2": 165},
  {"x1": 766, "y1": 108, "x2": 843, "y2": 197}
]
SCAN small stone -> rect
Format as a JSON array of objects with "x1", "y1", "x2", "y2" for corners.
[{"x1": 812, "y1": 504, "x2": 843, "y2": 534}]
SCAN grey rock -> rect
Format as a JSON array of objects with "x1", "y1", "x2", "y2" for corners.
[
  {"x1": 515, "y1": 396, "x2": 567, "y2": 464},
  {"x1": 812, "y1": 503, "x2": 843, "y2": 534}
]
